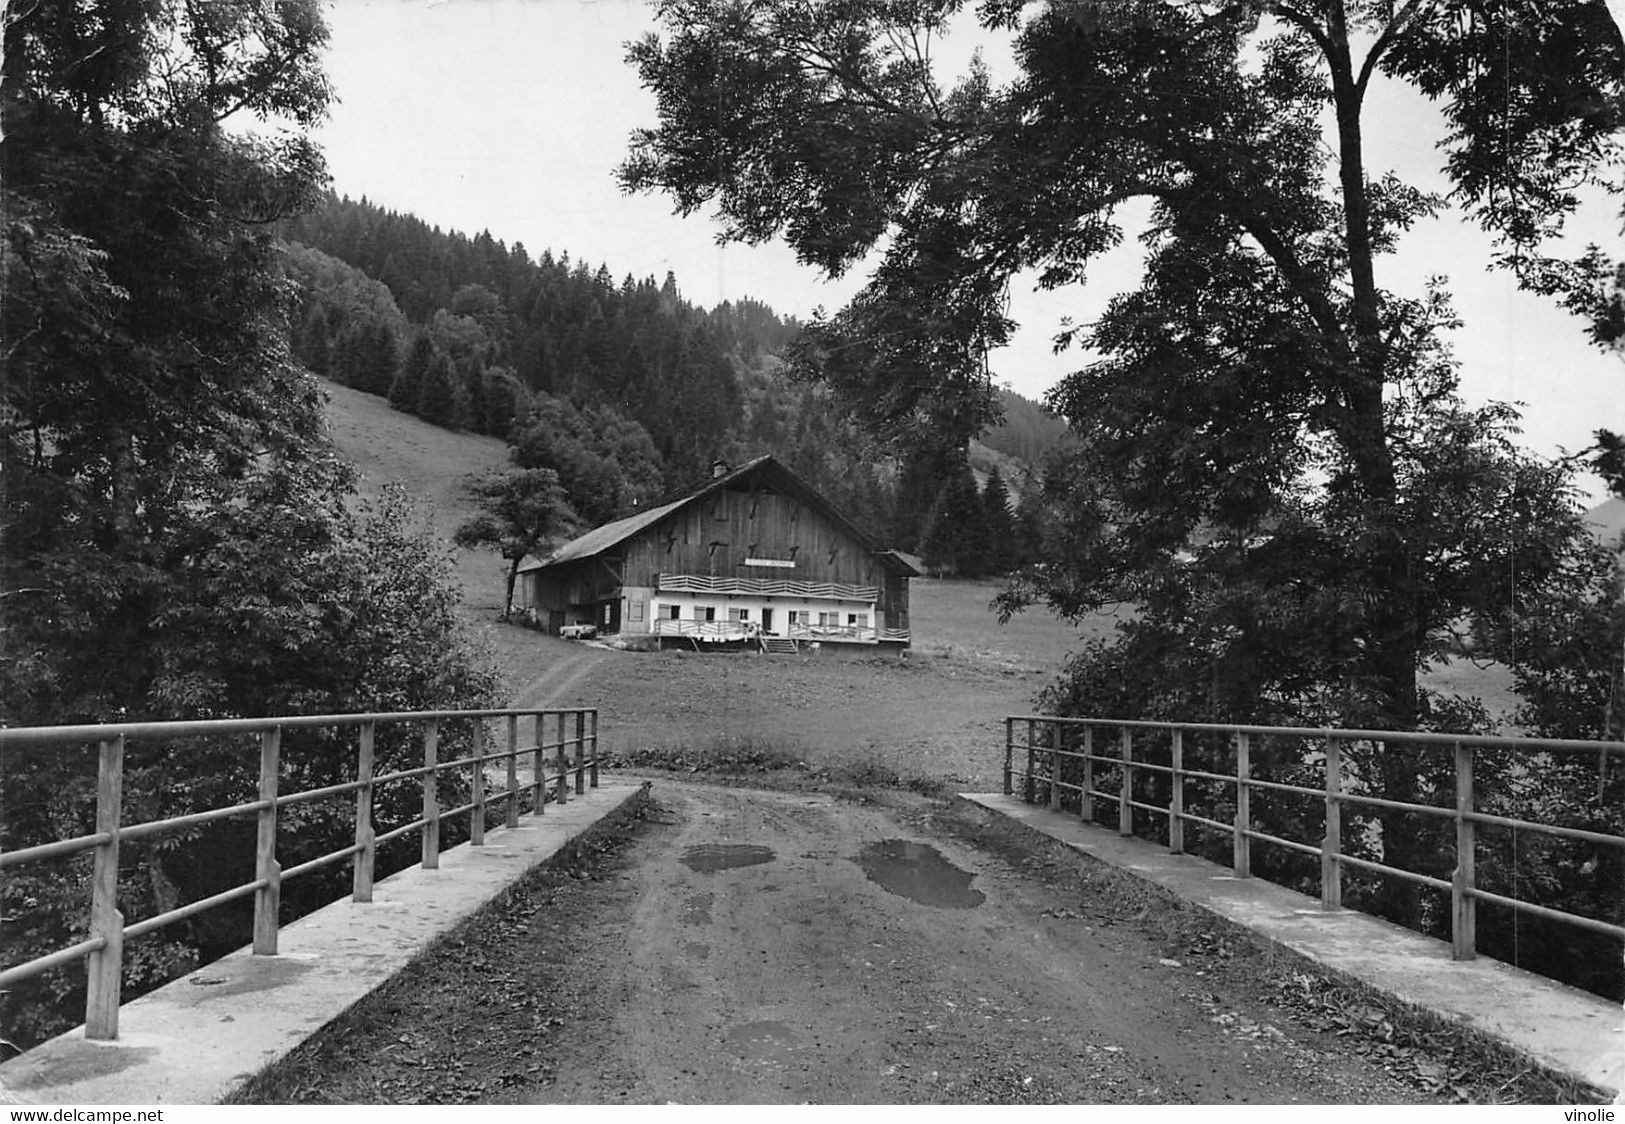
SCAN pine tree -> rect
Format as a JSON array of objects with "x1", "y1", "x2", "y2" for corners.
[
  {"x1": 333, "y1": 321, "x2": 369, "y2": 388},
  {"x1": 365, "y1": 322, "x2": 400, "y2": 397},
  {"x1": 946, "y1": 464, "x2": 991, "y2": 578},
  {"x1": 390, "y1": 333, "x2": 435, "y2": 413},
  {"x1": 298, "y1": 305, "x2": 332, "y2": 376},
  {"x1": 416, "y1": 353, "x2": 465, "y2": 428},
  {"x1": 982, "y1": 467, "x2": 1016, "y2": 571}
]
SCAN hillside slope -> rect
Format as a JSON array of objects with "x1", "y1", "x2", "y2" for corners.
[
  {"x1": 1586, "y1": 496, "x2": 1625, "y2": 543},
  {"x1": 320, "y1": 377, "x2": 511, "y2": 612}
]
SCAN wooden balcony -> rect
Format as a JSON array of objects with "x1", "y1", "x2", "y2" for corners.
[
  {"x1": 657, "y1": 573, "x2": 877, "y2": 602},
  {"x1": 653, "y1": 619, "x2": 759, "y2": 641}
]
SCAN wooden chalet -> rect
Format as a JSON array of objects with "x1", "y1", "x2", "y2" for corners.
[{"x1": 516, "y1": 456, "x2": 917, "y2": 651}]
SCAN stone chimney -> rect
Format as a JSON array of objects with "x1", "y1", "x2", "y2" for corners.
[{"x1": 711, "y1": 459, "x2": 729, "y2": 480}]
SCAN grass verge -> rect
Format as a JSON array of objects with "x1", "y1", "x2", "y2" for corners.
[{"x1": 601, "y1": 736, "x2": 953, "y2": 798}]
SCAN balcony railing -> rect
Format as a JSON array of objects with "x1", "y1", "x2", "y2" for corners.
[
  {"x1": 653, "y1": 619, "x2": 756, "y2": 641},
  {"x1": 657, "y1": 573, "x2": 877, "y2": 602},
  {"x1": 1004, "y1": 716, "x2": 1625, "y2": 962},
  {"x1": 651, "y1": 620, "x2": 909, "y2": 645},
  {"x1": 0, "y1": 707, "x2": 599, "y2": 1041}
]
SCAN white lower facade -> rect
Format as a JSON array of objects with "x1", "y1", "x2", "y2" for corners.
[{"x1": 650, "y1": 591, "x2": 882, "y2": 643}]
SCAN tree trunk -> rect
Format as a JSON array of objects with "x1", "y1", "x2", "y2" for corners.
[
  {"x1": 503, "y1": 558, "x2": 519, "y2": 622},
  {"x1": 1324, "y1": 3, "x2": 1429, "y2": 927}
]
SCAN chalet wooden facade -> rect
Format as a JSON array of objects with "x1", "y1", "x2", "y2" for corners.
[{"x1": 516, "y1": 456, "x2": 916, "y2": 650}]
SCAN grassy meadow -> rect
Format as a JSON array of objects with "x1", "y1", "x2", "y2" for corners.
[{"x1": 320, "y1": 378, "x2": 1529, "y2": 787}]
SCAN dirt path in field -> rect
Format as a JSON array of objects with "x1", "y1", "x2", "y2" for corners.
[
  {"x1": 248, "y1": 782, "x2": 1433, "y2": 1105},
  {"x1": 509, "y1": 641, "x2": 617, "y2": 710}
]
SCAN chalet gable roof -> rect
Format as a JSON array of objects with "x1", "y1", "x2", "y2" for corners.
[{"x1": 517, "y1": 455, "x2": 919, "y2": 577}]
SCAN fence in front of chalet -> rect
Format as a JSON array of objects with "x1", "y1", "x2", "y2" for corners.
[
  {"x1": 1005, "y1": 716, "x2": 1624, "y2": 972},
  {"x1": 0, "y1": 707, "x2": 599, "y2": 1042}
]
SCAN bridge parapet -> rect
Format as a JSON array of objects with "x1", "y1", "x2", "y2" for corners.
[
  {"x1": 1004, "y1": 716, "x2": 1624, "y2": 977},
  {"x1": 0, "y1": 706, "x2": 599, "y2": 1044}
]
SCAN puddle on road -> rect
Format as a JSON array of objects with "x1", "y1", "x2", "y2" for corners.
[
  {"x1": 724, "y1": 1019, "x2": 800, "y2": 1065},
  {"x1": 681, "y1": 892, "x2": 714, "y2": 926},
  {"x1": 680, "y1": 843, "x2": 776, "y2": 873},
  {"x1": 854, "y1": 839, "x2": 986, "y2": 909}
]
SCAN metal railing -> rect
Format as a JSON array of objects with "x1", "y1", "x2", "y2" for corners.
[
  {"x1": 0, "y1": 707, "x2": 599, "y2": 1041},
  {"x1": 1004, "y1": 716, "x2": 1624, "y2": 961}
]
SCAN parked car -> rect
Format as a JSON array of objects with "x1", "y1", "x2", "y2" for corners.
[{"x1": 558, "y1": 622, "x2": 598, "y2": 640}]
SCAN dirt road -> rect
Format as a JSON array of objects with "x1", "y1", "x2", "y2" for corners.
[{"x1": 247, "y1": 781, "x2": 1431, "y2": 1105}]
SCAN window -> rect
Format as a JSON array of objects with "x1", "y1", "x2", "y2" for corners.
[
  {"x1": 704, "y1": 606, "x2": 716, "y2": 622},
  {"x1": 848, "y1": 613, "x2": 868, "y2": 627},
  {"x1": 729, "y1": 607, "x2": 750, "y2": 623},
  {"x1": 668, "y1": 604, "x2": 681, "y2": 620},
  {"x1": 818, "y1": 611, "x2": 839, "y2": 627},
  {"x1": 630, "y1": 599, "x2": 646, "y2": 622}
]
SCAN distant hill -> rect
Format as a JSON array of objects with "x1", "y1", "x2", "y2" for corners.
[
  {"x1": 287, "y1": 194, "x2": 1062, "y2": 572},
  {"x1": 980, "y1": 388, "x2": 1075, "y2": 467},
  {"x1": 1585, "y1": 496, "x2": 1625, "y2": 543}
]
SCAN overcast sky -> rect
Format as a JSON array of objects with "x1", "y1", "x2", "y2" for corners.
[{"x1": 310, "y1": 0, "x2": 1623, "y2": 500}]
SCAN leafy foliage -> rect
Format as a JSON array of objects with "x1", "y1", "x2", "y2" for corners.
[
  {"x1": 1, "y1": 0, "x2": 502, "y2": 1048},
  {"x1": 622, "y1": 0, "x2": 1624, "y2": 971},
  {"x1": 454, "y1": 468, "x2": 578, "y2": 618},
  {"x1": 623, "y1": 0, "x2": 1623, "y2": 718}
]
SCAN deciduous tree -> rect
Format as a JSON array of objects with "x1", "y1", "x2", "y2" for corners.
[
  {"x1": 1, "y1": 0, "x2": 503, "y2": 1046},
  {"x1": 623, "y1": 0, "x2": 1625, "y2": 935},
  {"x1": 622, "y1": 0, "x2": 1624, "y2": 732},
  {"x1": 453, "y1": 468, "x2": 578, "y2": 618}
]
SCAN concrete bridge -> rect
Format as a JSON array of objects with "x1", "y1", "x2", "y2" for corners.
[{"x1": 0, "y1": 711, "x2": 1619, "y2": 1104}]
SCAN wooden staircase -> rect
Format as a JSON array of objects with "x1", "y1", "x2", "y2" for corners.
[{"x1": 759, "y1": 636, "x2": 800, "y2": 655}]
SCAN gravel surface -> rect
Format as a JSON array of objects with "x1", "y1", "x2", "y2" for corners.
[{"x1": 240, "y1": 782, "x2": 1435, "y2": 1105}]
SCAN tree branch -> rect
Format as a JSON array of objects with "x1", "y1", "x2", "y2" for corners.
[
  {"x1": 1355, "y1": 0, "x2": 1435, "y2": 98},
  {"x1": 1272, "y1": 2, "x2": 1337, "y2": 59}
]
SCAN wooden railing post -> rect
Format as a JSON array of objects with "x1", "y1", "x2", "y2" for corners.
[
  {"x1": 1453, "y1": 740, "x2": 1477, "y2": 960},
  {"x1": 1003, "y1": 719, "x2": 1014, "y2": 796},
  {"x1": 353, "y1": 722, "x2": 376, "y2": 903},
  {"x1": 1080, "y1": 725, "x2": 1095, "y2": 822},
  {"x1": 1322, "y1": 738, "x2": 1342, "y2": 910},
  {"x1": 1024, "y1": 719, "x2": 1036, "y2": 804},
  {"x1": 532, "y1": 713, "x2": 547, "y2": 814},
  {"x1": 254, "y1": 728, "x2": 282, "y2": 954},
  {"x1": 588, "y1": 709, "x2": 599, "y2": 789},
  {"x1": 574, "y1": 710, "x2": 586, "y2": 795},
  {"x1": 506, "y1": 714, "x2": 521, "y2": 829},
  {"x1": 555, "y1": 712, "x2": 569, "y2": 805},
  {"x1": 1233, "y1": 732, "x2": 1251, "y2": 877},
  {"x1": 84, "y1": 735, "x2": 125, "y2": 1040},
  {"x1": 422, "y1": 719, "x2": 440, "y2": 869},
  {"x1": 1119, "y1": 729, "x2": 1133, "y2": 837},
  {"x1": 1169, "y1": 730, "x2": 1185, "y2": 854},
  {"x1": 1049, "y1": 722, "x2": 1063, "y2": 811},
  {"x1": 470, "y1": 719, "x2": 487, "y2": 846}
]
